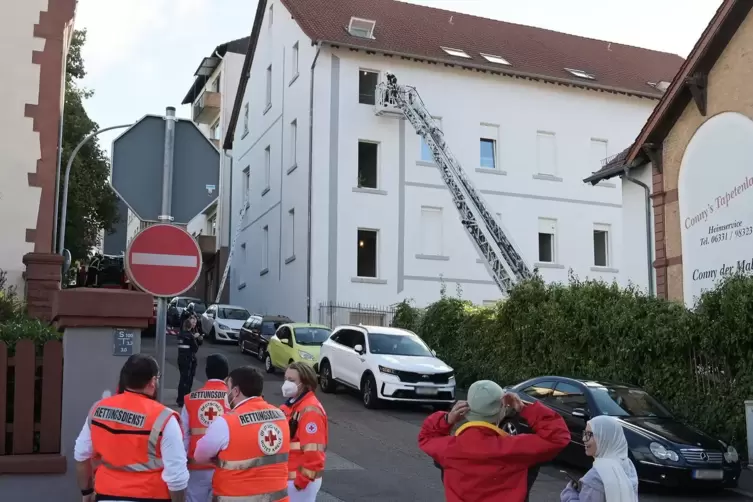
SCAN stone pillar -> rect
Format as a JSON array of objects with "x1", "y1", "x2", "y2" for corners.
[
  {"x1": 52, "y1": 287, "x2": 152, "y2": 499},
  {"x1": 22, "y1": 252, "x2": 64, "y2": 321}
]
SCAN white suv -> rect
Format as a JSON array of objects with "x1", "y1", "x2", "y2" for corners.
[{"x1": 317, "y1": 325, "x2": 455, "y2": 409}]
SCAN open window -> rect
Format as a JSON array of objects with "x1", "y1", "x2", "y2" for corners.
[
  {"x1": 348, "y1": 17, "x2": 376, "y2": 39},
  {"x1": 359, "y1": 70, "x2": 379, "y2": 105},
  {"x1": 357, "y1": 229, "x2": 378, "y2": 278},
  {"x1": 357, "y1": 141, "x2": 378, "y2": 189}
]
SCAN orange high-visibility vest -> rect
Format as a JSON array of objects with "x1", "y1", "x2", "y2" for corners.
[
  {"x1": 280, "y1": 392, "x2": 328, "y2": 485},
  {"x1": 212, "y1": 397, "x2": 290, "y2": 501},
  {"x1": 89, "y1": 391, "x2": 178, "y2": 500},
  {"x1": 184, "y1": 380, "x2": 229, "y2": 470}
]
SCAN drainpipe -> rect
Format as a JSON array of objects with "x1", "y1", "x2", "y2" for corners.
[
  {"x1": 306, "y1": 44, "x2": 321, "y2": 322},
  {"x1": 622, "y1": 167, "x2": 654, "y2": 296}
]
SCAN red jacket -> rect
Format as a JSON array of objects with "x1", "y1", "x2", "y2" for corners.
[{"x1": 418, "y1": 402, "x2": 569, "y2": 502}]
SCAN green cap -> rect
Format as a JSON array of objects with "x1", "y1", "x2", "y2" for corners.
[{"x1": 465, "y1": 380, "x2": 504, "y2": 423}]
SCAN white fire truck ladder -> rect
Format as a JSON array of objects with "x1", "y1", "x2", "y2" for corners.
[
  {"x1": 376, "y1": 73, "x2": 532, "y2": 293},
  {"x1": 215, "y1": 195, "x2": 249, "y2": 303}
]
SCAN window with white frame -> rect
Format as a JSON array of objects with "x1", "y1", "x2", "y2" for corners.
[
  {"x1": 536, "y1": 131, "x2": 557, "y2": 175},
  {"x1": 537, "y1": 218, "x2": 557, "y2": 263},
  {"x1": 264, "y1": 146, "x2": 271, "y2": 191},
  {"x1": 265, "y1": 65, "x2": 272, "y2": 108},
  {"x1": 420, "y1": 117, "x2": 442, "y2": 162},
  {"x1": 286, "y1": 208, "x2": 295, "y2": 259},
  {"x1": 357, "y1": 141, "x2": 378, "y2": 189},
  {"x1": 359, "y1": 70, "x2": 379, "y2": 105},
  {"x1": 242, "y1": 167, "x2": 250, "y2": 206},
  {"x1": 420, "y1": 206, "x2": 443, "y2": 256},
  {"x1": 206, "y1": 213, "x2": 217, "y2": 236},
  {"x1": 242, "y1": 103, "x2": 249, "y2": 136},
  {"x1": 262, "y1": 225, "x2": 269, "y2": 271},
  {"x1": 590, "y1": 139, "x2": 608, "y2": 174},
  {"x1": 291, "y1": 42, "x2": 299, "y2": 78},
  {"x1": 210, "y1": 119, "x2": 221, "y2": 140},
  {"x1": 241, "y1": 243, "x2": 247, "y2": 265},
  {"x1": 357, "y1": 229, "x2": 378, "y2": 278},
  {"x1": 480, "y1": 124, "x2": 499, "y2": 169},
  {"x1": 290, "y1": 120, "x2": 297, "y2": 167},
  {"x1": 593, "y1": 224, "x2": 611, "y2": 267}
]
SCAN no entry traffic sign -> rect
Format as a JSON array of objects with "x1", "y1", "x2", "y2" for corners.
[{"x1": 125, "y1": 224, "x2": 202, "y2": 297}]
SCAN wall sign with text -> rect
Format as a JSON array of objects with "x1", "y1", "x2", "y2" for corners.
[{"x1": 679, "y1": 112, "x2": 753, "y2": 306}]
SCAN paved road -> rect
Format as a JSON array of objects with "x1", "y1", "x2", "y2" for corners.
[{"x1": 142, "y1": 336, "x2": 751, "y2": 502}]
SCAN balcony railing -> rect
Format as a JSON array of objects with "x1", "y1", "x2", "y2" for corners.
[{"x1": 192, "y1": 90, "x2": 221, "y2": 124}]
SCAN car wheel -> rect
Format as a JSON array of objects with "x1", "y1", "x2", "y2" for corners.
[
  {"x1": 362, "y1": 374, "x2": 380, "y2": 409},
  {"x1": 257, "y1": 346, "x2": 265, "y2": 362},
  {"x1": 319, "y1": 361, "x2": 336, "y2": 393},
  {"x1": 265, "y1": 353, "x2": 275, "y2": 374}
]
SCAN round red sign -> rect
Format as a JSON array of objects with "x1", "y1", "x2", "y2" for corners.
[{"x1": 125, "y1": 224, "x2": 202, "y2": 297}]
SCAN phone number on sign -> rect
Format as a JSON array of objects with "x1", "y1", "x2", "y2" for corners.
[{"x1": 700, "y1": 226, "x2": 753, "y2": 247}]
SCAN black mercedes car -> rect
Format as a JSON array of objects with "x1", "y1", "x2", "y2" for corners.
[{"x1": 504, "y1": 376, "x2": 742, "y2": 489}]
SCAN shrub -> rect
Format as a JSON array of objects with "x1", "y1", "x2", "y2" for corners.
[
  {"x1": 393, "y1": 274, "x2": 753, "y2": 457},
  {"x1": 0, "y1": 269, "x2": 60, "y2": 351}
]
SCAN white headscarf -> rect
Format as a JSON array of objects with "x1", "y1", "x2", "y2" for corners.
[{"x1": 589, "y1": 415, "x2": 639, "y2": 502}]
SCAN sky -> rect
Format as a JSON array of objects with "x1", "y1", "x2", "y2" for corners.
[{"x1": 74, "y1": 0, "x2": 723, "y2": 153}]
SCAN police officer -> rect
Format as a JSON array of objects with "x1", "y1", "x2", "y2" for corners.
[
  {"x1": 73, "y1": 354, "x2": 189, "y2": 501},
  {"x1": 194, "y1": 366, "x2": 290, "y2": 500},
  {"x1": 177, "y1": 315, "x2": 202, "y2": 407}
]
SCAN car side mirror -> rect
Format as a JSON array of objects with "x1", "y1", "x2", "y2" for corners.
[
  {"x1": 572, "y1": 408, "x2": 590, "y2": 419},
  {"x1": 279, "y1": 338, "x2": 289, "y2": 345},
  {"x1": 354, "y1": 344, "x2": 364, "y2": 354}
]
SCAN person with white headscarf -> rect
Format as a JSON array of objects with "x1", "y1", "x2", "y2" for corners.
[{"x1": 560, "y1": 415, "x2": 639, "y2": 502}]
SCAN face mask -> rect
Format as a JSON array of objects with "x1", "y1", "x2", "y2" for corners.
[
  {"x1": 281, "y1": 381, "x2": 300, "y2": 398},
  {"x1": 227, "y1": 387, "x2": 239, "y2": 409}
]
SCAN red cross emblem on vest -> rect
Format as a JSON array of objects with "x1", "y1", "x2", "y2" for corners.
[
  {"x1": 204, "y1": 407, "x2": 218, "y2": 421},
  {"x1": 265, "y1": 429, "x2": 278, "y2": 446}
]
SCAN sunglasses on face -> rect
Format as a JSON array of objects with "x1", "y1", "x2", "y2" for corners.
[{"x1": 582, "y1": 431, "x2": 594, "y2": 442}]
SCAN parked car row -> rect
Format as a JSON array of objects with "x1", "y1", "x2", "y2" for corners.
[{"x1": 187, "y1": 301, "x2": 742, "y2": 491}]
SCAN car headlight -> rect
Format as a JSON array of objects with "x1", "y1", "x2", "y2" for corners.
[
  {"x1": 650, "y1": 442, "x2": 679, "y2": 462},
  {"x1": 724, "y1": 445, "x2": 739, "y2": 463},
  {"x1": 298, "y1": 350, "x2": 314, "y2": 361},
  {"x1": 218, "y1": 323, "x2": 230, "y2": 330},
  {"x1": 379, "y1": 365, "x2": 398, "y2": 375}
]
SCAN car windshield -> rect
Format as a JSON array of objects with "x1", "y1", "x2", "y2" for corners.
[
  {"x1": 367, "y1": 333, "x2": 433, "y2": 357},
  {"x1": 294, "y1": 328, "x2": 331, "y2": 346},
  {"x1": 218, "y1": 308, "x2": 250, "y2": 320},
  {"x1": 590, "y1": 385, "x2": 673, "y2": 418},
  {"x1": 262, "y1": 321, "x2": 285, "y2": 335}
]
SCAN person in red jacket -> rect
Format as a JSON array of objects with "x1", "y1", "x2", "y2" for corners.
[{"x1": 419, "y1": 379, "x2": 570, "y2": 502}]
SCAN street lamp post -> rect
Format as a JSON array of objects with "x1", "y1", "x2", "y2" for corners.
[{"x1": 57, "y1": 124, "x2": 132, "y2": 255}]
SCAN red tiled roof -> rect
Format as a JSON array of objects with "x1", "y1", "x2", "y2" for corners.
[{"x1": 283, "y1": 0, "x2": 684, "y2": 98}]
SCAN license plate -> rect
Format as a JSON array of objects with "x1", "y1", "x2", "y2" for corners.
[
  {"x1": 692, "y1": 469, "x2": 723, "y2": 480},
  {"x1": 415, "y1": 387, "x2": 438, "y2": 396}
]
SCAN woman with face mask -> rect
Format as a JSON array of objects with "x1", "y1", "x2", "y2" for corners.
[
  {"x1": 279, "y1": 362, "x2": 328, "y2": 502},
  {"x1": 560, "y1": 415, "x2": 639, "y2": 502}
]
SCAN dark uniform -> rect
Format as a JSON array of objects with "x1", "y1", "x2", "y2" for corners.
[{"x1": 176, "y1": 306, "x2": 202, "y2": 407}]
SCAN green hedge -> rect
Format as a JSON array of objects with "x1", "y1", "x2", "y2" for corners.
[
  {"x1": 392, "y1": 273, "x2": 753, "y2": 457},
  {"x1": 0, "y1": 270, "x2": 60, "y2": 350}
]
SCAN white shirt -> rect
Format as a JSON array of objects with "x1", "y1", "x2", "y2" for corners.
[
  {"x1": 74, "y1": 413, "x2": 190, "y2": 493},
  {"x1": 180, "y1": 379, "x2": 226, "y2": 451},
  {"x1": 193, "y1": 396, "x2": 254, "y2": 464}
]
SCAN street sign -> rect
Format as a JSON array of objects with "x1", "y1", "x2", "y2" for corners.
[
  {"x1": 113, "y1": 328, "x2": 135, "y2": 356},
  {"x1": 125, "y1": 224, "x2": 202, "y2": 297},
  {"x1": 111, "y1": 114, "x2": 220, "y2": 224}
]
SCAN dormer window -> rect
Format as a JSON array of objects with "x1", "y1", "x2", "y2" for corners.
[
  {"x1": 441, "y1": 47, "x2": 471, "y2": 59},
  {"x1": 565, "y1": 68, "x2": 595, "y2": 80},
  {"x1": 480, "y1": 53, "x2": 511, "y2": 65},
  {"x1": 348, "y1": 17, "x2": 376, "y2": 39}
]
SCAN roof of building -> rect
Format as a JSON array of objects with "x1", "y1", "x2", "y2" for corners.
[
  {"x1": 224, "y1": 0, "x2": 685, "y2": 150},
  {"x1": 584, "y1": 0, "x2": 753, "y2": 184},
  {"x1": 181, "y1": 36, "x2": 251, "y2": 105}
]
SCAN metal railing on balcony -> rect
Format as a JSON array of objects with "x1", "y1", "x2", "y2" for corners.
[{"x1": 192, "y1": 90, "x2": 221, "y2": 124}]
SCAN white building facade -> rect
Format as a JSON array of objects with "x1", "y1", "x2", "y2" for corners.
[{"x1": 226, "y1": 0, "x2": 683, "y2": 323}]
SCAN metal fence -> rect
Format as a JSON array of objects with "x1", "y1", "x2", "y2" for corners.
[{"x1": 317, "y1": 301, "x2": 397, "y2": 328}]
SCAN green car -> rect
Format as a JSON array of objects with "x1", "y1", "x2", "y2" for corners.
[{"x1": 265, "y1": 323, "x2": 332, "y2": 374}]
